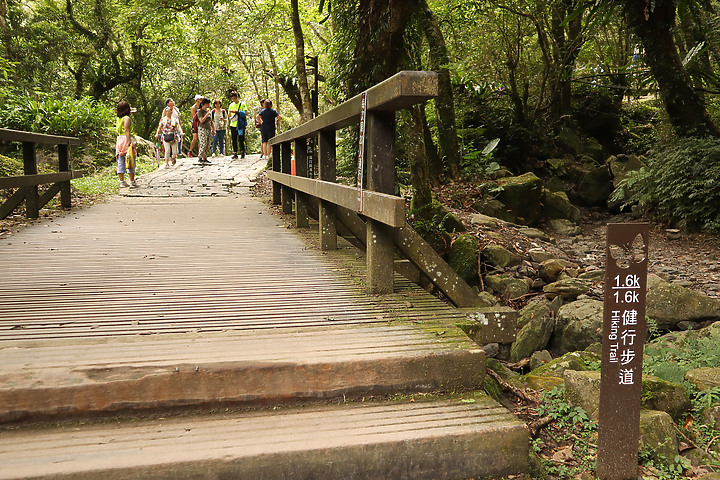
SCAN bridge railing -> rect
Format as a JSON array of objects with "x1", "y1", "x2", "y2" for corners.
[
  {"x1": 268, "y1": 71, "x2": 480, "y2": 307},
  {"x1": 0, "y1": 128, "x2": 84, "y2": 220}
]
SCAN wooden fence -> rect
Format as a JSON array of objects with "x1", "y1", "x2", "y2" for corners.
[
  {"x1": 267, "y1": 71, "x2": 481, "y2": 307},
  {"x1": 0, "y1": 128, "x2": 84, "y2": 220}
]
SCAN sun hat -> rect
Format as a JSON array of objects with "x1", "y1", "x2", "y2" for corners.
[{"x1": 194, "y1": 94, "x2": 203, "y2": 100}]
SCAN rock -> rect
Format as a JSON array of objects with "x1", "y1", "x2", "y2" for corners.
[
  {"x1": 564, "y1": 370, "x2": 601, "y2": 418},
  {"x1": 640, "y1": 410, "x2": 679, "y2": 467},
  {"x1": 647, "y1": 274, "x2": 720, "y2": 330},
  {"x1": 510, "y1": 301, "x2": 555, "y2": 362},
  {"x1": 577, "y1": 164, "x2": 614, "y2": 206},
  {"x1": 482, "y1": 343, "x2": 500, "y2": 358},
  {"x1": 532, "y1": 351, "x2": 599, "y2": 379},
  {"x1": 477, "y1": 291, "x2": 498, "y2": 307},
  {"x1": 703, "y1": 406, "x2": 720, "y2": 430},
  {"x1": 608, "y1": 154, "x2": 644, "y2": 187},
  {"x1": 485, "y1": 273, "x2": 531, "y2": 299},
  {"x1": 494, "y1": 172, "x2": 544, "y2": 225},
  {"x1": 578, "y1": 269, "x2": 604, "y2": 282},
  {"x1": 471, "y1": 197, "x2": 515, "y2": 223},
  {"x1": 470, "y1": 213, "x2": 501, "y2": 228},
  {"x1": 517, "y1": 298, "x2": 554, "y2": 329},
  {"x1": 550, "y1": 299, "x2": 603, "y2": 354},
  {"x1": 530, "y1": 350, "x2": 553, "y2": 370},
  {"x1": 447, "y1": 234, "x2": 479, "y2": 283},
  {"x1": 539, "y1": 259, "x2": 580, "y2": 283},
  {"x1": 685, "y1": 367, "x2": 720, "y2": 391},
  {"x1": 518, "y1": 228, "x2": 551, "y2": 242},
  {"x1": 525, "y1": 375, "x2": 564, "y2": 391},
  {"x1": 542, "y1": 189, "x2": 581, "y2": 223},
  {"x1": 548, "y1": 219, "x2": 583, "y2": 236},
  {"x1": 481, "y1": 244, "x2": 521, "y2": 269},
  {"x1": 528, "y1": 248, "x2": 555, "y2": 263},
  {"x1": 438, "y1": 212, "x2": 466, "y2": 234},
  {"x1": 543, "y1": 278, "x2": 593, "y2": 301},
  {"x1": 641, "y1": 375, "x2": 691, "y2": 421}
]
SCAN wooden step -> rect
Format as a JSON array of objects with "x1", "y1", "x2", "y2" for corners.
[
  {"x1": 0, "y1": 399, "x2": 530, "y2": 480},
  {"x1": 0, "y1": 325, "x2": 485, "y2": 423}
]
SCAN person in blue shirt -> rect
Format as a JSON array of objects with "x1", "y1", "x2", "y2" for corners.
[{"x1": 255, "y1": 99, "x2": 281, "y2": 160}]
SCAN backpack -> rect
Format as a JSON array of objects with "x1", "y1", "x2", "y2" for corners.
[{"x1": 254, "y1": 109, "x2": 263, "y2": 128}]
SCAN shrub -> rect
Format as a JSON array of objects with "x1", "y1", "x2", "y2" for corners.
[{"x1": 615, "y1": 136, "x2": 720, "y2": 232}]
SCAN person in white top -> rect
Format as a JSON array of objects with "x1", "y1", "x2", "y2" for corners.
[{"x1": 163, "y1": 98, "x2": 183, "y2": 152}]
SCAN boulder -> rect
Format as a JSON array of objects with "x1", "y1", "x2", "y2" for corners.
[
  {"x1": 524, "y1": 375, "x2": 564, "y2": 391},
  {"x1": 547, "y1": 219, "x2": 583, "y2": 237},
  {"x1": 703, "y1": 406, "x2": 720, "y2": 431},
  {"x1": 539, "y1": 259, "x2": 580, "y2": 283},
  {"x1": 640, "y1": 410, "x2": 679, "y2": 467},
  {"x1": 518, "y1": 228, "x2": 551, "y2": 242},
  {"x1": 510, "y1": 301, "x2": 555, "y2": 362},
  {"x1": 530, "y1": 350, "x2": 553, "y2": 370},
  {"x1": 528, "y1": 248, "x2": 555, "y2": 263},
  {"x1": 543, "y1": 278, "x2": 592, "y2": 301},
  {"x1": 608, "y1": 154, "x2": 644, "y2": 187},
  {"x1": 641, "y1": 375, "x2": 691, "y2": 421},
  {"x1": 578, "y1": 269, "x2": 604, "y2": 282},
  {"x1": 494, "y1": 172, "x2": 544, "y2": 225},
  {"x1": 576, "y1": 163, "x2": 614, "y2": 206},
  {"x1": 685, "y1": 367, "x2": 720, "y2": 391},
  {"x1": 550, "y1": 298, "x2": 603, "y2": 355},
  {"x1": 647, "y1": 275, "x2": 720, "y2": 330},
  {"x1": 470, "y1": 213, "x2": 501, "y2": 228},
  {"x1": 447, "y1": 234, "x2": 479, "y2": 283},
  {"x1": 485, "y1": 274, "x2": 530, "y2": 300},
  {"x1": 563, "y1": 370, "x2": 601, "y2": 419},
  {"x1": 471, "y1": 197, "x2": 515, "y2": 223},
  {"x1": 532, "y1": 351, "x2": 599, "y2": 379},
  {"x1": 541, "y1": 189, "x2": 581, "y2": 223},
  {"x1": 481, "y1": 244, "x2": 521, "y2": 269}
]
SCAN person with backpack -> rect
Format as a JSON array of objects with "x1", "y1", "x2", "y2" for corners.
[
  {"x1": 227, "y1": 91, "x2": 248, "y2": 159},
  {"x1": 196, "y1": 98, "x2": 213, "y2": 164},
  {"x1": 211, "y1": 99, "x2": 228, "y2": 156},
  {"x1": 155, "y1": 106, "x2": 181, "y2": 167}
]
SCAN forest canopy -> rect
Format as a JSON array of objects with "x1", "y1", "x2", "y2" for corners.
[{"x1": 2, "y1": 0, "x2": 720, "y2": 231}]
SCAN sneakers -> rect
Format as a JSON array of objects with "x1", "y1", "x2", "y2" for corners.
[
  {"x1": 119, "y1": 181, "x2": 130, "y2": 188},
  {"x1": 198, "y1": 158, "x2": 211, "y2": 164},
  {"x1": 130, "y1": 180, "x2": 138, "y2": 188},
  {"x1": 240, "y1": 153, "x2": 245, "y2": 159},
  {"x1": 232, "y1": 154, "x2": 238, "y2": 159}
]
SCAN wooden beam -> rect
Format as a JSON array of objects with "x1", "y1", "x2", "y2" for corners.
[
  {"x1": 266, "y1": 171, "x2": 405, "y2": 228},
  {"x1": 0, "y1": 128, "x2": 80, "y2": 145},
  {"x1": 0, "y1": 189, "x2": 26, "y2": 220},
  {"x1": 0, "y1": 171, "x2": 85, "y2": 190},
  {"x1": 270, "y1": 71, "x2": 438, "y2": 145}
]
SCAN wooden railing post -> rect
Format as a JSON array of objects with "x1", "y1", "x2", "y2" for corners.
[
  {"x1": 272, "y1": 144, "x2": 281, "y2": 205},
  {"x1": 318, "y1": 130, "x2": 337, "y2": 251},
  {"x1": 294, "y1": 139, "x2": 309, "y2": 228},
  {"x1": 365, "y1": 110, "x2": 396, "y2": 294},
  {"x1": 22, "y1": 141, "x2": 39, "y2": 219},
  {"x1": 281, "y1": 142, "x2": 293, "y2": 214},
  {"x1": 58, "y1": 144, "x2": 71, "y2": 208}
]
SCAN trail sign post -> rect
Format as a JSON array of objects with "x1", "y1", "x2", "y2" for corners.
[{"x1": 597, "y1": 223, "x2": 650, "y2": 480}]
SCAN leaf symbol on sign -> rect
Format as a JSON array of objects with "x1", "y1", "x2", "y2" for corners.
[{"x1": 609, "y1": 233, "x2": 646, "y2": 269}]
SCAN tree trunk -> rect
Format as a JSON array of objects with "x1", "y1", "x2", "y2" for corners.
[
  {"x1": 408, "y1": 106, "x2": 433, "y2": 212},
  {"x1": 420, "y1": 0, "x2": 460, "y2": 180},
  {"x1": 349, "y1": 0, "x2": 421, "y2": 94},
  {"x1": 290, "y1": 0, "x2": 314, "y2": 122},
  {"x1": 623, "y1": 0, "x2": 720, "y2": 137}
]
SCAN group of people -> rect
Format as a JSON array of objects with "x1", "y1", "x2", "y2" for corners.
[{"x1": 114, "y1": 92, "x2": 282, "y2": 187}]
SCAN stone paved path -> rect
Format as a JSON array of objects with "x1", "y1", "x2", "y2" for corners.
[{"x1": 124, "y1": 154, "x2": 267, "y2": 197}]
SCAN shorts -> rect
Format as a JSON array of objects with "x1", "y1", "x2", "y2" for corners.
[
  {"x1": 261, "y1": 130, "x2": 275, "y2": 143},
  {"x1": 116, "y1": 153, "x2": 135, "y2": 174}
]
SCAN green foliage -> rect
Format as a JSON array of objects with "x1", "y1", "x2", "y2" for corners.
[
  {"x1": 537, "y1": 387, "x2": 594, "y2": 430},
  {"x1": 694, "y1": 387, "x2": 720, "y2": 412},
  {"x1": 0, "y1": 88, "x2": 113, "y2": 140},
  {"x1": 639, "y1": 449, "x2": 692, "y2": 480},
  {"x1": 71, "y1": 159, "x2": 157, "y2": 196},
  {"x1": 461, "y1": 138, "x2": 501, "y2": 179},
  {"x1": 644, "y1": 329, "x2": 720, "y2": 387},
  {"x1": 614, "y1": 136, "x2": 720, "y2": 232}
]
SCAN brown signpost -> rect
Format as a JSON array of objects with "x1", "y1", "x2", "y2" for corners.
[{"x1": 597, "y1": 223, "x2": 650, "y2": 480}]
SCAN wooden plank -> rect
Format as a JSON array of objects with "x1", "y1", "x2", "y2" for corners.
[
  {"x1": 395, "y1": 223, "x2": 482, "y2": 308},
  {"x1": 38, "y1": 182, "x2": 62, "y2": 209},
  {"x1": 266, "y1": 171, "x2": 405, "y2": 227},
  {"x1": 0, "y1": 128, "x2": 80, "y2": 145},
  {"x1": 0, "y1": 188, "x2": 26, "y2": 220},
  {"x1": 0, "y1": 170, "x2": 84, "y2": 189},
  {"x1": 270, "y1": 71, "x2": 438, "y2": 145}
]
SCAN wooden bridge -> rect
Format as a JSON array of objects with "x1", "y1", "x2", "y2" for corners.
[{"x1": 0, "y1": 72, "x2": 529, "y2": 480}]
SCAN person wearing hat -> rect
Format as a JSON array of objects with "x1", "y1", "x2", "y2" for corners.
[{"x1": 187, "y1": 94, "x2": 203, "y2": 157}]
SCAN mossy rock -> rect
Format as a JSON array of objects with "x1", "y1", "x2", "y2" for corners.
[
  {"x1": 524, "y1": 375, "x2": 564, "y2": 391},
  {"x1": 542, "y1": 189, "x2": 580, "y2": 222},
  {"x1": 481, "y1": 244, "x2": 521, "y2": 269},
  {"x1": 494, "y1": 172, "x2": 544, "y2": 225},
  {"x1": 447, "y1": 234, "x2": 479, "y2": 283},
  {"x1": 685, "y1": 367, "x2": 720, "y2": 391},
  {"x1": 641, "y1": 375, "x2": 691, "y2": 421},
  {"x1": 529, "y1": 350, "x2": 600, "y2": 378}
]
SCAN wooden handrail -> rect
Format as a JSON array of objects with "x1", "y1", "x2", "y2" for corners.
[
  {"x1": 0, "y1": 128, "x2": 81, "y2": 146},
  {"x1": 0, "y1": 128, "x2": 83, "y2": 219},
  {"x1": 270, "y1": 71, "x2": 438, "y2": 145}
]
